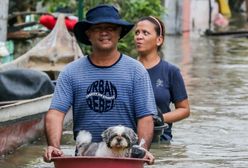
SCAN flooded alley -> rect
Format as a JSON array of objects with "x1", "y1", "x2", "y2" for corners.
[
  {"x1": 150, "y1": 34, "x2": 248, "y2": 168},
  {"x1": 1, "y1": 33, "x2": 248, "y2": 168}
]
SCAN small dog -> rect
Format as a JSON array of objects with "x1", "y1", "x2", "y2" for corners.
[{"x1": 75, "y1": 125, "x2": 140, "y2": 157}]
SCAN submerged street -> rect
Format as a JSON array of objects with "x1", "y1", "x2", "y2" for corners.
[{"x1": 1, "y1": 32, "x2": 248, "y2": 167}]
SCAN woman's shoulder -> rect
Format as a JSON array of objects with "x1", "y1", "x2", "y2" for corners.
[{"x1": 161, "y1": 59, "x2": 179, "y2": 72}]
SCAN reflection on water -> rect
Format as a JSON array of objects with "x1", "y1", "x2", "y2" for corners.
[
  {"x1": 158, "y1": 34, "x2": 248, "y2": 168},
  {"x1": 1, "y1": 34, "x2": 248, "y2": 168}
]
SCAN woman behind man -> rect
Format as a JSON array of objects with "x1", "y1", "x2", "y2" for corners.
[{"x1": 134, "y1": 16, "x2": 190, "y2": 142}]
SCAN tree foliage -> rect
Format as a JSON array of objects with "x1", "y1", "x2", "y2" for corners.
[{"x1": 38, "y1": 0, "x2": 165, "y2": 57}]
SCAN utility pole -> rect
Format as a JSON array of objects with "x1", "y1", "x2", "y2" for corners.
[
  {"x1": 78, "y1": 0, "x2": 84, "y2": 21},
  {"x1": 0, "y1": 0, "x2": 9, "y2": 41}
]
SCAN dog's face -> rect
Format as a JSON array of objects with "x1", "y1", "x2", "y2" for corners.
[
  {"x1": 75, "y1": 125, "x2": 138, "y2": 157},
  {"x1": 101, "y1": 125, "x2": 138, "y2": 152}
]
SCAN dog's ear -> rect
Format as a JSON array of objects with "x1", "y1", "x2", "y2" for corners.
[
  {"x1": 101, "y1": 127, "x2": 111, "y2": 142},
  {"x1": 76, "y1": 130, "x2": 92, "y2": 146},
  {"x1": 128, "y1": 128, "x2": 138, "y2": 145}
]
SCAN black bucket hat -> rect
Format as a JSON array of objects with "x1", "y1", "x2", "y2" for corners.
[{"x1": 73, "y1": 4, "x2": 134, "y2": 45}]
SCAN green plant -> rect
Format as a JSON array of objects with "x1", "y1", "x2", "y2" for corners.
[
  {"x1": 37, "y1": 0, "x2": 77, "y2": 13},
  {"x1": 82, "y1": 0, "x2": 164, "y2": 57},
  {"x1": 38, "y1": 0, "x2": 165, "y2": 57}
]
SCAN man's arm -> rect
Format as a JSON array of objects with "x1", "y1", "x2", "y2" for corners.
[
  {"x1": 137, "y1": 115, "x2": 154, "y2": 150},
  {"x1": 137, "y1": 115, "x2": 155, "y2": 165},
  {"x1": 43, "y1": 109, "x2": 65, "y2": 162}
]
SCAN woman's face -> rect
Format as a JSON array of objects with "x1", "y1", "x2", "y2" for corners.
[{"x1": 134, "y1": 20, "x2": 161, "y2": 55}]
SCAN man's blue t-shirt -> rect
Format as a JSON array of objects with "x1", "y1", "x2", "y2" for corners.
[
  {"x1": 50, "y1": 54, "x2": 156, "y2": 142},
  {"x1": 147, "y1": 59, "x2": 188, "y2": 141}
]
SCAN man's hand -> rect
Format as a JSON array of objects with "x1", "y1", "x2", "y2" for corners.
[
  {"x1": 130, "y1": 144, "x2": 155, "y2": 165},
  {"x1": 143, "y1": 150, "x2": 155, "y2": 165},
  {"x1": 43, "y1": 146, "x2": 64, "y2": 163}
]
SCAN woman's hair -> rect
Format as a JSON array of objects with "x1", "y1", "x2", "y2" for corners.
[{"x1": 136, "y1": 16, "x2": 165, "y2": 52}]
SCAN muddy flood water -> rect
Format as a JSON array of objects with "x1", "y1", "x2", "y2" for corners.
[{"x1": 1, "y1": 33, "x2": 248, "y2": 168}]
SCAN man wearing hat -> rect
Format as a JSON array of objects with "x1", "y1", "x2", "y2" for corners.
[{"x1": 43, "y1": 4, "x2": 156, "y2": 164}]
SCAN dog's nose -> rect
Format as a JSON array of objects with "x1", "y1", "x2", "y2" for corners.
[{"x1": 116, "y1": 137, "x2": 122, "y2": 142}]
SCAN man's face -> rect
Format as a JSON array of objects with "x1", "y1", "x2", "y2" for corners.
[{"x1": 86, "y1": 23, "x2": 122, "y2": 51}]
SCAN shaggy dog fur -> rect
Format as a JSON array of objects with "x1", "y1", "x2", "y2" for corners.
[{"x1": 75, "y1": 125, "x2": 139, "y2": 157}]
